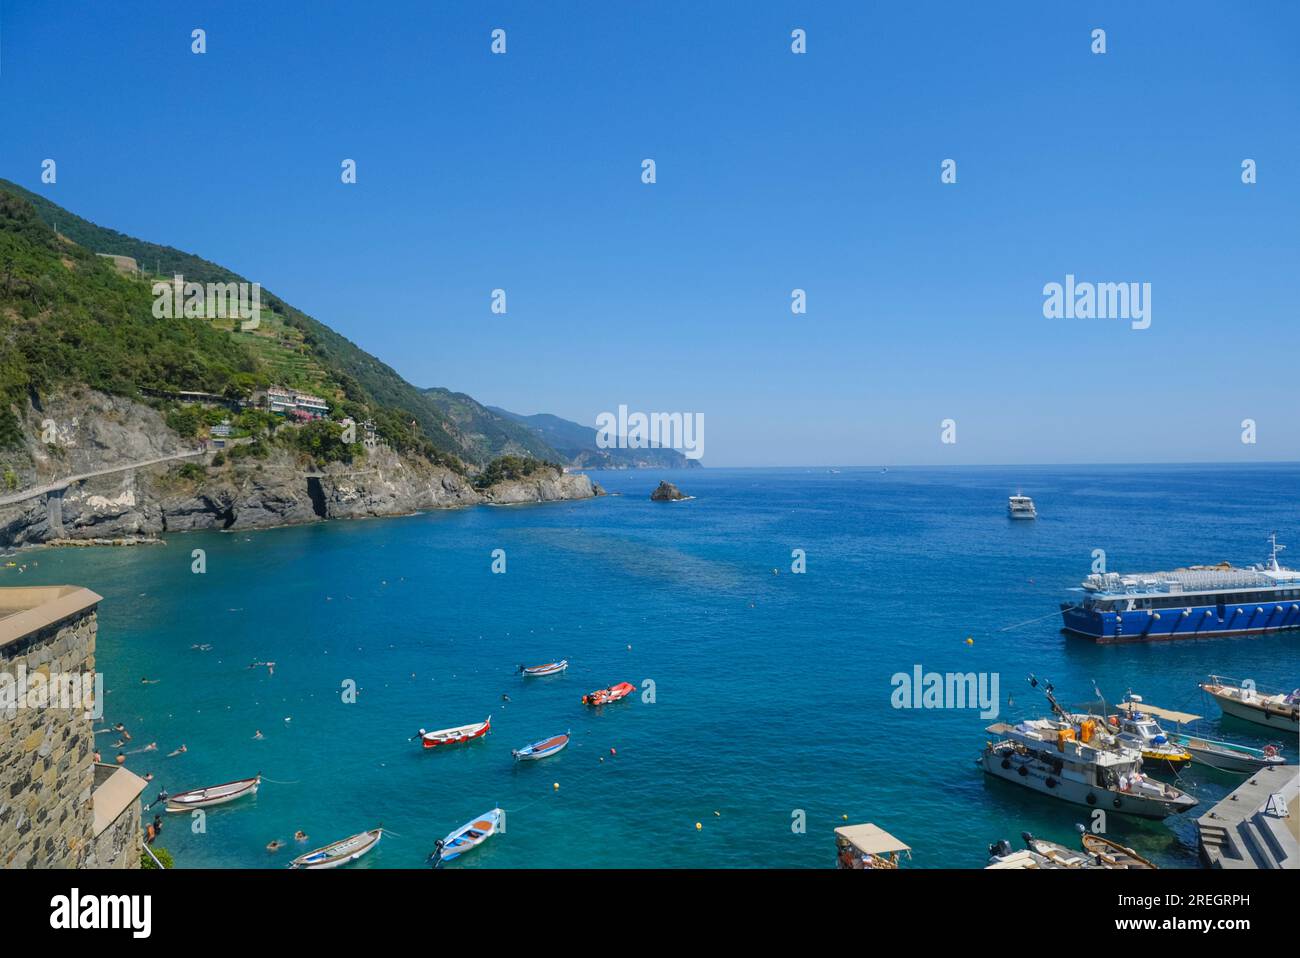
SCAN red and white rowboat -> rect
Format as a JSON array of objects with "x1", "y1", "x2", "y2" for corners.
[{"x1": 419, "y1": 715, "x2": 491, "y2": 749}]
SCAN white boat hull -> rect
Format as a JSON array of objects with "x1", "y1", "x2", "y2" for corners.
[
  {"x1": 1210, "y1": 695, "x2": 1299, "y2": 734},
  {"x1": 165, "y1": 779, "x2": 259, "y2": 812},
  {"x1": 981, "y1": 750, "x2": 1193, "y2": 820}
]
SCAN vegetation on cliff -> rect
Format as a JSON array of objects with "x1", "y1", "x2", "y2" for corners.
[
  {"x1": 0, "y1": 179, "x2": 549, "y2": 471},
  {"x1": 472, "y1": 454, "x2": 561, "y2": 489}
]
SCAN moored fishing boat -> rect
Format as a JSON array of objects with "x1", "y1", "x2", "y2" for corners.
[
  {"x1": 290, "y1": 827, "x2": 382, "y2": 869},
  {"x1": 979, "y1": 676, "x2": 1198, "y2": 820},
  {"x1": 519, "y1": 659, "x2": 568, "y2": 677},
  {"x1": 582, "y1": 681, "x2": 635, "y2": 706},
  {"x1": 418, "y1": 715, "x2": 491, "y2": 749},
  {"x1": 1116, "y1": 698, "x2": 1286, "y2": 774},
  {"x1": 834, "y1": 823, "x2": 911, "y2": 869},
  {"x1": 1060, "y1": 535, "x2": 1300, "y2": 642},
  {"x1": 1200, "y1": 676, "x2": 1299, "y2": 734},
  {"x1": 1099, "y1": 693, "x2": 1193, "y2": 770},
  {"x1": 512, "y1": 731, "x2": 570, "y2": 761},
  {"x1": 431, "y1": 808, "x2": 503, "y2": 865},
  {"x1": 1081, "y1": 833, "x2": 1156, "y2": 869},
  {"x1": 164, "y1": 774, "x2": 260, "y2": 812}
]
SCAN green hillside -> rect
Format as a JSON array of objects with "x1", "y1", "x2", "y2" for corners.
[{"x1": 0, "y1": 179, "x2": 560, "y2": 467}]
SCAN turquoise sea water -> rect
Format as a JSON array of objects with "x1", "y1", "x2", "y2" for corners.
[{"x1": 15, "y1": 464, "x2": 1300, "y2": 868}]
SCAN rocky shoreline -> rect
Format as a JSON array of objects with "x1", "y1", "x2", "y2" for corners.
[{"x1": 0, "y1": 390, "x2": 604, "y2": 549}]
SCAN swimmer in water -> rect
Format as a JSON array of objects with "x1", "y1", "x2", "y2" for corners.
[
  {"x1": 141, "y1": 742, "x2": 158, "y2": 753},
  {"x1": 253, "y1": 730, "x2": 264, "y2": 740},
  {"x1": 266, "y1": 839, "x2": 284, "y2": 852},
  {"x1": 294, "y1": 830, "x2": 308, "y2": 842},
  {"x1": 141, "y1": 677, "x2": 160, "y2": 685},
  {"x1": 167, "y1": 744, "x2": 187, "y2": 757},
  {"x1": 115, "y1": 752, "x2": 126, "y2": 765}
]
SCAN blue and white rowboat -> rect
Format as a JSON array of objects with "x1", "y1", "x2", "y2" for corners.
[
  {"x1": 519, "y1": 660, "x2": 568, "y2": 677},
  {"x1": 512, "y1": 731, "x2": 570, "y2": 761},
  {"x1": 431, "y1": 808, "x2": 503, "y2": 865}
]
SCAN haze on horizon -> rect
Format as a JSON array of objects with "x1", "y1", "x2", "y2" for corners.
[{"x1": 1, "y1": 2, "x2": 1295, "y2": 468}]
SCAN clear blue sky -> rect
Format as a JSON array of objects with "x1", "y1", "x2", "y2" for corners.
[{"x1": 1, "y1": 1, "x2": 1296, "y2": 466}]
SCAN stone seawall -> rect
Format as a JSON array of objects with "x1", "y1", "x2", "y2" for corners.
[{"x1": 0, "y1": 587, "x2": 141, "y2": 868}]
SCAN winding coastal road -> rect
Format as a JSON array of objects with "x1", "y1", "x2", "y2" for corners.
[{"x1": 0, "y1": 448, "x2": 207, "y2": 507}]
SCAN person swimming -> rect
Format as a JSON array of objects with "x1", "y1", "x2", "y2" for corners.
[
  {"x1": 140, "y1": 677, "x2": 160, "y2": 684},
  {"x1": 167, "y1": 744, "x2": 187, "y2": 757},
  {"x1": 294, "y1": 830, "x2": 308, "y2": 842},
  {"x1": 253, "y1": 730, "x2": 264, "y2": 740},
  {"x1": 266, "y1": 839, "x2": 284, "y2": 852}
]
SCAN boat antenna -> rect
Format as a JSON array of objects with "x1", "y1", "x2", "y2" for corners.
[
  {"x1": 1091, "y1": 680, "x2": 1109, "y2": 717},
  {"x1": 1027, "y1": 674, "x2": 1071, "y2": 724}
]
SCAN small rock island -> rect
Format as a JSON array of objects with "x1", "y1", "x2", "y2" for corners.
[{"x1": 650, "y1": 480, "x2": 689, "y2": 501}]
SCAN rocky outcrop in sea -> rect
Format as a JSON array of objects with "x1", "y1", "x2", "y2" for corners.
[{"x1": 649, "y1": 480, "x2": 689, "y2": 501}]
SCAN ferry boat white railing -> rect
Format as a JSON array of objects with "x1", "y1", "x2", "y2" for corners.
[{"x1": 1081, "y1": 536, "x2": 1300, "y2": 598}]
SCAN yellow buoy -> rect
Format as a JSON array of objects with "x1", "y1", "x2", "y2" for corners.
[
  {"x1": 695, "y1": 822, "x2": 702, "y2": 830},
  {"x1": 553, "y1": 782, "x2": 559, "y2": 790},
  {"x1": 965, "y1": 637, "x2": 974, "y2": 646}
]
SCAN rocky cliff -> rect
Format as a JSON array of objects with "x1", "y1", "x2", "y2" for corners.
[{"x1": 0, "y1": 390, "x2": 601, "y2": 548}]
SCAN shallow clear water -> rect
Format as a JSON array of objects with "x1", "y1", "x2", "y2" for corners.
[{"x1": 16, "y1": 464, "x2": 1299, "y2": 868}]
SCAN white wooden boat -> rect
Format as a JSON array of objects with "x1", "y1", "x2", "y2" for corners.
[
  {"x1": 1081, "y1": 833, "x2": 1156, "y2": 869},
  {"x1": 165, "y1": 774, "x2": 260, "y2": 812},
  {"x1": 512, "y1": 731, "x2": 570, "y2": 761},
  {"x1": 432, "y1": 808, "x2": 503, "y2": 865},
  {"x1": 519, "y1": 660, "x2": 567, "y2": 677},
  {"x1": 290, "y1": 827, "x2": 382, "y2": 869},
  {"x1": 1201, "y1": 676, "x2": 1299, "y2": 733},
  {"x1": 418, "y1": 715, "x2": 491, "y2": 749}
]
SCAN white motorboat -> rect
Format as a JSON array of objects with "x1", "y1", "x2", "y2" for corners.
[{"x1": 1008, "y1": 495, "x2": 1037, "y2": 519}]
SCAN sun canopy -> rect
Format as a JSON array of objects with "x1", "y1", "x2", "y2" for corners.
[
  {"x1": 834, "y1": 823, "x2": 910, "y2": 855},
  {"x1": 1118, "y1": 702, "x2": 1202, "y2": 724}
]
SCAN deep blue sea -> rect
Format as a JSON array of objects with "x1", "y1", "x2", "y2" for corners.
[{"x1": 13, "y1": 464, "x2": 1300, "y2": 868}]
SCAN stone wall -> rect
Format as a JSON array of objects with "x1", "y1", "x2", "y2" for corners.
[
  {"x1": 0, "y1": 589, "x2": 119, "y2": 868},
  {"x1": 85, "y1": 765, "x2": 143, "y2": 869}
]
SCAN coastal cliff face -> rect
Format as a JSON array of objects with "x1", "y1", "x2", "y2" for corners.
[
  {"x1": 0, "y1": 390, "x2": 601, "y2": 548},
  {"x1": 483, "y1": 471, "x2": 600, "y2": 505}
]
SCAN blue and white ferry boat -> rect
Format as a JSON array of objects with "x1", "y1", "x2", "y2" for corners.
[{"x1": 1060, "y1": 536, "x2": 1300, "y2": 643}]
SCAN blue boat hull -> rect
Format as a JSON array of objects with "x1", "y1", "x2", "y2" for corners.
[{"x1": 1061, "y1": 600, "x2": 1300, "y2": 643}]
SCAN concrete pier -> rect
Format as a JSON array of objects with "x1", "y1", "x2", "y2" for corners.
[{"x1": 1197, "y1": 765, "x2": 1299, "y2": 868}]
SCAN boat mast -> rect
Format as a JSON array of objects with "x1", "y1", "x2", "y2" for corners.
[{"x1": 1268, "y1": 532, "x2": 1286, "y2": 571}]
